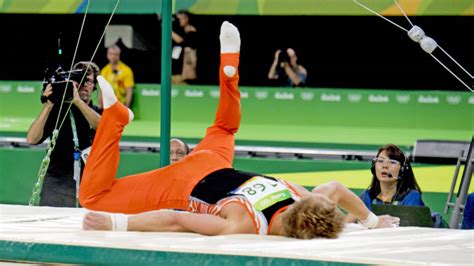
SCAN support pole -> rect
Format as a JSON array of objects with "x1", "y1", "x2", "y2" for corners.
[
  {"x1": 449, "y1": 137, "x2": 474, "y2": 228},
  {"x1": 160, "y1": 0, "x2": 172, "y2": 167}
]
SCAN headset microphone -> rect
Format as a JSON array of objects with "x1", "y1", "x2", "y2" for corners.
[{"x1": 387, "y1": 173, "x2": 401, "y2": 180}]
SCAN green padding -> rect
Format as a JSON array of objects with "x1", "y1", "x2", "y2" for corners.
[
  {"x1": 0, "y1": 148, "x2": 456, "y2": 221},
  {"x1": 0, "y1": 241, "x2": 368, "y2": 265},
  {"x1": 1, "y1": 81, "x2": 472, "y2": 146},
  {"x1": 0, "y1": 148, "x2": 368, "y2": 204},
  {"x1": 0, "y1": 0, "x2": 472, "y2": 15}
]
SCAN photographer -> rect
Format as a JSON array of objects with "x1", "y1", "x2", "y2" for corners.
[
  {"x1": 267, "y1": 48, "x2": 307, "y2": 87},
  {"x1": 27, "y1": 61, "x2": 102, "y2": 207},
  {"x1": 171, "y1": 10, "x2": 199, "y2": 85}
]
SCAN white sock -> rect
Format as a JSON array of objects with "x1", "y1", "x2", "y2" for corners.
[
  {"x1": 220, "y1": 21, "x2": 240, "y2": 54},
  {"x1": 127, "y1": 108, "x2": 134, "y2": 122},
  {"x1": 97, "y1": 75, "x2": 134, "y2": 122},
  {"x1": 97, "y1": 76, "x2": 117, "y2": 109}
]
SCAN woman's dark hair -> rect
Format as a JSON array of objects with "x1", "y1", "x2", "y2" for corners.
[{"x1": 368, "y1": 144, "x2": 422, "y2": 202}]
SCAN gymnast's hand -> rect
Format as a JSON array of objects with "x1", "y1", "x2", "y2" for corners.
[
  {"x1": 376, "y1": 215, "x2": 400, "y2": 228},
  {"x1": 83, "y1": 211, "x2": 113, "y2": 230}
]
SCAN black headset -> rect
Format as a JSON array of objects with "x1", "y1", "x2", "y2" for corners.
[{"x1": 371, "y1": 152, "x2": 410, "y2": 179}]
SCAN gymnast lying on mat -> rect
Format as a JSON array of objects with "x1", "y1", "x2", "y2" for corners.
[{"x1": 80, "y1": 21, "x2": 399, "y2": 239}]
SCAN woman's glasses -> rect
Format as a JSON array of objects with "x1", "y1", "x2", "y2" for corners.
[{"x1": 373, "y1": 157, "x2": 400, "y2": 166}]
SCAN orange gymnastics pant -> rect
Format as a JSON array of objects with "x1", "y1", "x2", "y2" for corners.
[{"x1": 79, "y1": 53, "x2": 240, "y2": 214}]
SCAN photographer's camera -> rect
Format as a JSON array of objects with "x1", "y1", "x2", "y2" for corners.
[{"x1": 42, "y1": 67, "x2": 85, "y2": 104}]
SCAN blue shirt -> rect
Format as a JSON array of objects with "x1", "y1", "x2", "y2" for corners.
[
  {"x1": 360, "y1": 189, "x2": 425, "y2": 210},
  {"x1": 461, "y1": 193, "x2": 474, "y2": 229}
]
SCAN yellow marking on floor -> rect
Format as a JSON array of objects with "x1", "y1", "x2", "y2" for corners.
[{"x1": 381, "y1": 0, "x2": 421, "y2": 16}]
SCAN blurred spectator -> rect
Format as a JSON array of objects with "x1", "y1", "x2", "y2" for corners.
[
  {"x1": 268, "y1": 48, "x2": 307, "y2": 87},
  {"x1": 100, "y1": 45, "x2": 135, "y2": 108},
  {"x1": 171, "y1": 10, "x2": 199, "y2": 85}
]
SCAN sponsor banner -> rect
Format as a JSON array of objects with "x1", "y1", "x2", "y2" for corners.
[
  {"x1": 0, "y1": 81, "x2": 472, "y2": 131},
  {"x1": 446, "y1": 95, "x2": 461, "y2": 105},
  {"x1": 368, "y1": 94, "x2": 389, "y2": 103},
  {"x1": 254, "y1": 91, "x2": 269, "y2": 100},
  {"x1": 320, "y1": 93, "x2": 341, "y2": 102},
  {"x1": 396, "y1": 95, "x2": 410, "y2": 104},
  {"x1": 418, "y1": 95, "x2": 439, "y2": 104},
  {"x1": 0, "y1": 85, "x2": 12, "y2": 93},
  {"x1": 347, "y1": 93, "x2": 362, "y2": 103},
  {"x1": 469, "y1": 96, "x2": 474, "y2": 105},
  {"x1": 274, "y1": 91, "x2": 294, "y2": 100},
  {"x1": 16, "y1": 85, "x2": 36, "y2": 94},
  {"x1": 140, "y1": 88, "x2": 160, "y2": 97}
]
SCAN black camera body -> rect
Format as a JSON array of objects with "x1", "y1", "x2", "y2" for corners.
[
  {"x1": 278, "y1": 49, "x2": 290, "y2": 65},
  {"x1": 42, "y1": 67, "x2": 85, "y2": 103}
]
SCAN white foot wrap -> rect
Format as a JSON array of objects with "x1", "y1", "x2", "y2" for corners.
[
  {"x1": 223, "y1": 66, "x2": 237, "y2": 77},
  {"x1": 110, "y1": 213, "x2": 128, "y2": 231},
  {"x1": 127, "y1": 109, "x2": 135, "y2": 122},
  {"x1": 97, "y1": 75, "x2": 117, "y2": 109},
  {"x1": 360, "y1": 211, "x2": 379, "y2": 229},
  {"x1": 220, "y1": 21, "x2": 240, "y2": 54}
]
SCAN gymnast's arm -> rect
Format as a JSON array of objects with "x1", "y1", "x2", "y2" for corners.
[
  {"x1": 83, "y1": 210, "x2": 246, "y2": 235},
  {"x1": 311, "y1": 181, "x2": 399, "y2": 228},
  {"x1": 286, "y1": 180, "x2": 399, "y2": 228}
]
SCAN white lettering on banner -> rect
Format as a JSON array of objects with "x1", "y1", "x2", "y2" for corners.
[
  {"x1": 171, "y1": 89, "x2": 179, "y2": 97},
  {"x1": 141, "y1": 89, "x2": 160, "y2": 96},
  {"x1": 210, "y1": 90, "x2": 220, "y2": 98},
  {"x1": 241, "y1": 91, "x2": 249, "y2": 99},
  {"x1": 255, "y1": 91, "x2": 269, "y2": 100},
  {"x1": 184, "y1": 90, "x2": 204, "y2": 98},
  {"x1": 16, "y1": 85, "x2": 35, "y2": 93},
  {"x1": 368, "y1": 94, "x2": 389, "y2": 103},
  {"x1": 396, "y1": 95, "x2": 410, "y2": 104},
  {"x1": 300, "y1": 92, "x2": 314, "y2": 101},
  {"x1": 320, "y1": 93, "x2": 341, "y2": 102},
  {"x1": 0, "y1": 85, "x2": 12, "y2": 93},
  {"x1": 274, "y1": 92, "x2": 294, "y2": 100},
  {"x1": 418, "y1": 95, "x2": 439, "y2": 104},
  {"x1": 469, "y1": 96, "x2": 474, "y2": 105},
  {"x1": 446, "y1": 96, "x2": 461, "y2": 105},
  {"x1": 347, "y1": 94, "x2": 362, "y2": 103},
  {"x1": 0, "y1": 122, "x2": 12, "y2": 129}
]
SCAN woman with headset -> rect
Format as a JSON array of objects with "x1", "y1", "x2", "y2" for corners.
[{"x1": 360, "y1": 144, "x2": 424, "y2": 209}]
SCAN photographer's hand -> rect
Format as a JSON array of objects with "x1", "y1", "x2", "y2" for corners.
[
  {"x1": 273, "y1": 49, "x2": 281, "y2": 62},
  {"x1": 42, "y1": 84, "x2": 54, "y2": 107},
  {"x1": 70, "y1": 81, "x2": 81, "y2": 106},
  {"x1": 268, "y1": 49, "x2": 282, "y2": 80},
  {"x1": 70, "y1": 81, "x2": 101, "y2": 129}
]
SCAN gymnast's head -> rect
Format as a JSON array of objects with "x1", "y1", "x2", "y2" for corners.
[
  {"x1": 170, "y1": 138, "x2": 190, "y2": 164},
  {"x1": 281, "y1": 194, "x2": 344, "y2": 239}
]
